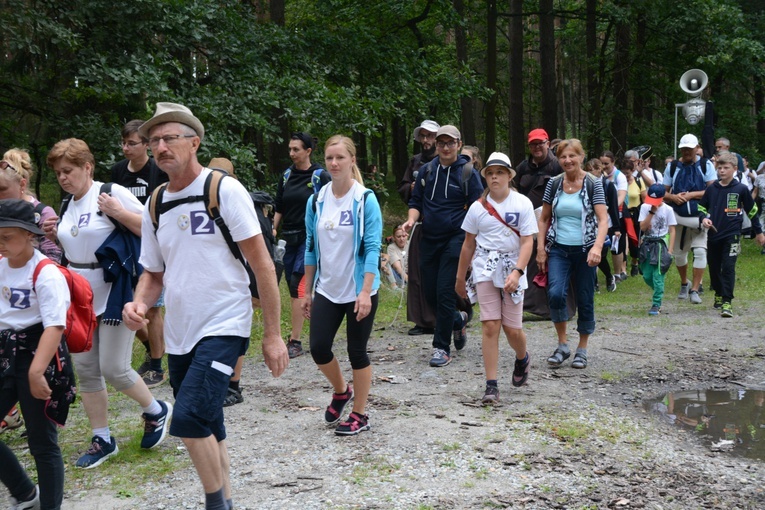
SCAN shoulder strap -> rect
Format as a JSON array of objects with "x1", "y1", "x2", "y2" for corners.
[
  {"x1": 96, "y1": 182, "x2": 127, "y2": 231},
  {"x1": 477, "y1": 197, "x2": 520, "y2": 238},
  {"x1": 358, "y1": 189, "x2": 374, "y2": 257},
  {"x1": 669, "y1": 160, "x2": 679, "y2": 179},
  {"x1": 58, "y1": 194, "x2": 73, "y2": 221},
  {"x1": 282, "y1": 167, "x2": 292, "y2": 186},
  {"x1": 549, "y1": 174, "x2": 564, "y2": 197},
  {"x1": 584, "y1": 173, "x2": 595, "y2": 197},
  {"x1": 32, "y1": 258, "x2": 55, "y2": 291},
  {"x1": 311, "y1": 168, "x2": 324, "y2": 194},
  {"x1": 148, "y1": 182, "x2": 169, "y2": 232},
  {"x1": 33, "y1": 202, "x2": 46, "y2": 215}
]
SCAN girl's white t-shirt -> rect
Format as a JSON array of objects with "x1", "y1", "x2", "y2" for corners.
[
  {"x1": 0, "y1": 250, "x2": 69, "y2": 331},
  {"x1": 638, "y1": 203, "x2": 677, "y2": 238},
  {"x1": 461, "y1": 191, "x2": 538, "y2": 288},
  {"x1": 57, "y1": 181, "x2": 143, "y2": 315},
  {"x1": 315, "y1": 183, "x2": 359, "y2": 304}
]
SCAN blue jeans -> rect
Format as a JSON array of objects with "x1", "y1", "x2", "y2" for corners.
[
  {"x1": 547, "y1": 243, "x2": 596, "y2": 335},
  {"x1": 419, "y1": 234, "x2": 465, "y2": 354}
]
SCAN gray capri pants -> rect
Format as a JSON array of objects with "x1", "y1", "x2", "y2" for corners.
[{"x1": 71, "y1": 320, "x2": 139, "y2": 393}]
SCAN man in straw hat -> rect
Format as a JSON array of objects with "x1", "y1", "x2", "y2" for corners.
[{"x1": 123, "y1": 102, "x2": 288, "y2": 510}]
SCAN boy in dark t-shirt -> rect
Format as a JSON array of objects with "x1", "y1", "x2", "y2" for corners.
[
  {"x1": 110, "y1": 119, "x2": 169, "y2": 387},
  {"x1": 698, "y1": 152, "x2": 765, "y2": 318}
]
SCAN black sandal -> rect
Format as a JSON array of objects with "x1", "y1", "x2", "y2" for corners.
[{"x1": 547, "y1": 346, "x2": 570, "y2": 367}]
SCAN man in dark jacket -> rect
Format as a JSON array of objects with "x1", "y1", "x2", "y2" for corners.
[
  {"x1": 403, "y1": 125, "x2": 483, "y2": 367},
  {"x1": 512, "y1": 128, "x2": 573, "y2": 318},
  {"x1": 397, "y1": 120, "x2": 440, "y2": 335}
]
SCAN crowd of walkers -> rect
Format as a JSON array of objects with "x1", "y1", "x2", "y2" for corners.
[{"x1": 1, "y1": 106, "x2": 764, "y2": 509}]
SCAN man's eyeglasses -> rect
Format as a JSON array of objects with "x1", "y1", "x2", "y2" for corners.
[
  {"x1": 436, "y1": 140, "x2": 459, "y2": 149},
  {"x1": 121, "y1": 140, "x2": 145, "y2": 148},
  {"x1": 148, "y1": 134, "x2": 196, "y2": 149},
  {"x1": 528, "y1": 141, "x2": 548, "y2": 148},
  {"x1": 419, "y1": 132, "x2": 436, "y2": 141},
  {"x1": 0, "y1": 160, "x2": 18, "y2": 173}
]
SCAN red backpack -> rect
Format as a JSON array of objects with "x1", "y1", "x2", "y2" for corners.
[{"x1": 32, "y1": 259, "x2": 96, "y2": 353}]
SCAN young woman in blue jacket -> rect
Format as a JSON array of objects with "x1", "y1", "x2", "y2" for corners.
[{"x1": 303, "y1": 135, "x2": 382, "y2": 436}]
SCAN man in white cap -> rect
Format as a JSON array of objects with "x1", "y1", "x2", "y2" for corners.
[
  {"x1": 397, "y1": 119, "x2": 440, "y2": 336},
  {"x1": 123, "y1": 102, "x2": 288, "y2": 510},
  {"x1": 663, "y1": 133, "x2": 717, "y2": 304},
  {"x1": 403, "y1": 125, "x2": 483, "y2": 367}
]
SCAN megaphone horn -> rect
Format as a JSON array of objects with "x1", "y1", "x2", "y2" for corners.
[{"x1": 680, "y1": 69, "x2": 708, "y2": 97}]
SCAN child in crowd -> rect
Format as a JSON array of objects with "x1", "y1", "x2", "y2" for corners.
[
  {"x1": 698, "y1": 152, "x2": 765, "y2": 317},
  {"x1": 638, "y1": 184, "x2": 677, "y2": 315},
  {"x1": 386, "y1": 226, "x2": 408, "y2": 288},
  {"x1": 0, "y1": 199, "x2": 76, "y2": 510},
  {"x1": 456, "y1": 152, "x2": 537, "y2": 404}
]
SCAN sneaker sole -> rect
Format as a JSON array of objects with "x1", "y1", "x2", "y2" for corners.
[
  {"x1": 78, "y1": 443, "x2": 119, "y2": 470},
  {"x1": 143, "y1": 375, "x2": 168, "y2": 389},
  {"x1": 142, "y1": 402, "x2": 173, "y2": 450},
  {"x1": 481, "y1": 397, "x2": 499, "y2": 405},
  {"x1": 429, "y1": 358, "x2": 452, "y2": 367},
  {"x1": 335, "y1": 423, "x2": 371, "y2": 436}
]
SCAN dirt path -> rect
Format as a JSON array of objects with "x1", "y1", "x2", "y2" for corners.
[{"x1": 62, "y1": 297, "x2": 765, "y2": 509}]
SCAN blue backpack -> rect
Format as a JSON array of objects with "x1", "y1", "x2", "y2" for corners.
[{"x1": 669, "y1": 158, "x2": 709, "y2": 217}]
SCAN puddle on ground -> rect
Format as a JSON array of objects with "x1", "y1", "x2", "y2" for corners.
[{"x1": 644, "y1": 389, "x2": 765, "y2": 461}]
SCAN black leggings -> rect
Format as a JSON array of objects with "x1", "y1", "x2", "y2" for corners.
[
  {"x1": 309, "y1": 292, "x2": 378, "y2": 369},
  {"x1": 0, "y1": 350, "x2": 64, "y2": 510}
]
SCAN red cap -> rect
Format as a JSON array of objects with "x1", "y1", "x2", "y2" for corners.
[{"x1": 528, "y1": 128, "x2": 549, "y2": 143}]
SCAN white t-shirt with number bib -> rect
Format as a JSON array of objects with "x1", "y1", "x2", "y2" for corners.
[
  {"x1": 315, "y1": 183, "x2": 358, "y2": 304},
  {"x1": 140, "y1": 168, "x2": 261, "y2": 354},
  {"x1": 57, "y1": 181, "x2": 143, "y2": 315},
  {"x1": 461, "y1": 191, "x2": 538, "y2": 288},
  {"x1": 0, "y1": 250, "x2": 69, "y2": 331}
]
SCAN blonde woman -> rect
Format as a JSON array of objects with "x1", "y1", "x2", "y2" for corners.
[{"x1": 303, "y1": 135, "x2": 382, "y2": 436}]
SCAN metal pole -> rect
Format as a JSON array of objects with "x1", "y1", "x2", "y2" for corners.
[{"x1": 674, "y1": 103, "x2": 686, "y2": 160}]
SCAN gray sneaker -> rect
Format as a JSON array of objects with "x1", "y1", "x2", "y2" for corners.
[
  {"x1": 678, "y1": 283, "x2": 690, "y2": 300},
  {"x1": 689, "y1": 290, "x2": 702, "y2": 304}
]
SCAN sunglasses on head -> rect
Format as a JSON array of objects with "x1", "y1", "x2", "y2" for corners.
[{"x1": 0, "y1": 161, "x2": 18, "y2": 173}]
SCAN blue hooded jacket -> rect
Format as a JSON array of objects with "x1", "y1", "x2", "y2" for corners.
[{"x1": 408, "y1": 154, "x2": 483, "y2": 241}]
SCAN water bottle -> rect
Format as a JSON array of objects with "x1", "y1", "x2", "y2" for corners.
[{"x1": 274, "y1": 239, "x2": 286, "y2": 264}]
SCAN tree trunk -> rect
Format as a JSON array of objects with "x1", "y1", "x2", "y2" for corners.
[
  {"x1": 508, "y1": 0, "x2": 525, "y2": 167},
  {"x1": 391, "y1": 115, "x2": 409, "y2": 184},
  {"x1": 539, "y1": 0, "x2": 557, "y2": 140},
  {"x1": 755, "y1": 76, "x2": 765, "y2": 138},
  {"x1": 454, "y1": 0, "x2": 476, "y2": 143},
  {"x1": 585, "y1": 0, "x2": 602, "y2": 156},
  {"x1": 485, "y1": 0, "x2": 497, "y2": 155},
  {"x1": 270, "y1": 0, "x2": 284, "y2": 25},
  {"x1": 610, "y1": 11, "x2": 630, "y2": 155}
]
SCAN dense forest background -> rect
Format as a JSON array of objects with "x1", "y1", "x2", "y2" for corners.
[{"x1": 2, "y1": 0, "x2": 764, "y2": 194}]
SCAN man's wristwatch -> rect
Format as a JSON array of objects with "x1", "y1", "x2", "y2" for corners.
[{"x1": 513, "y1": 267, "x2": 525, "y2": 276}]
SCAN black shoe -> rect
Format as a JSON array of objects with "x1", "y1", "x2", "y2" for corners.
[
  {"x1": 630, "y1": 265, "x2": 639, "y2": 277},
  {"x1": 453, "y1": 311, "x2": 468, "y2": 350},
  {"x1": 408, "y1": 326, "x2": 434, "y2": 336},
  {"x1": 223, "y1": 387, "x2": 243, "y2": 407},
  {"x1": 287, "y1": 339, "x2": 304, "y2": 358}
]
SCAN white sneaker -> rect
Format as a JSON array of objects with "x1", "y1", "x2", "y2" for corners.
[{"x1": 10, "y1": 485, "x2": 40, "y2": 510}]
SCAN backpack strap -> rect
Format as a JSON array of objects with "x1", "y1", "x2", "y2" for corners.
[
  {"x1": 148, "y1": 182, "x2": 170, "y2": 232},
  {"x1": 669, "y1": 160, "x2": 679, "y2": 180},
  {"x1": 282, "y1": 167, "x2": 292, "y2": 186},
  {"x1": 548, "y1": 174, "x2": 564, "y2": 197},
  {"x1": 311, "y1": 168, "x2": 324, "y2": 194},
  {"x1": 461, "y1": 162, "x2": 474, "y2": 209},
  {"x1": 32, "y1": 258, "x2": 55, "y2": 291},
  {"x1": 358, "y1": 189, "x2": 373, "y2": 257},
  {"x1": 203, "y1": 169, "x2": 243, "y2": 265},
  {"x1": 96, "y1": 182, "x2": 127, "y2": 232}
]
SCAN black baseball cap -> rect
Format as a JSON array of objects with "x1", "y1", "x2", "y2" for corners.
[{"x1": 0, "y1": 199, "x2": 44, "y2": 234}]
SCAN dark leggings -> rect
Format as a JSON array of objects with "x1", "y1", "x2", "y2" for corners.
[
  {"x1": 309, "y1": 292, "x2": 378, "y2": 369},
  {"x1": 0, "y1": 350, "x2": 64, "y2": 510},
  {"x1": 598, "y1": 244, "x2": 613, "y2": 281}
]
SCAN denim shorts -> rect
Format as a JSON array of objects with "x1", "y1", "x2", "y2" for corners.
[
  {"x1": 152, "y1": 288, "x2": 165, "y2": 308},
  {"x1": 168, "y1": 336, "x2": 246, "y2": 441}
]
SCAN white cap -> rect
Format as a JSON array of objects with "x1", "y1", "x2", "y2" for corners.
[
  {"x1": 412, "y1": 120, "x2": 440, "y2": 142},
  {"x1": 678, "y1": 134, "x2": 699, "y2": 149}
]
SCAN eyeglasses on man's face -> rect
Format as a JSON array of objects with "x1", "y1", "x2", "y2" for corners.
[
  {"x1": 121, "y1": 140, "x2": 145, "y2": 148},
  {"x1": 436, "y1": 140, "x2": 459, "y2": 149},
  {"x1": 148, "y1": 134, "x2": 196, "y2": 149},
  {"x1": 529, "y1": 141, "x2": 548, "y2": 148},
  {"x1": 419, "y1": 132, "x2": 436, "y2": 141}
]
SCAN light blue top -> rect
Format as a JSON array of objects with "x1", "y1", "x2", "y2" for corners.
[{"x1": 554, "y1": 191, "x2": 584, "y2": 246}]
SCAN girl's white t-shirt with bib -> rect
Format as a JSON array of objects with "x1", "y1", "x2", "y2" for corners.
[
  {"x1": 461, "y1": 191, "x2": 538, "y2": 288},
  {"x1": 315, "y1": 182, "x2": 361, "y2": 304},
  {"x1": 140, "y1": 168, "x2": 261, "y2": 355},
  {"x1": 0, "y1": 250, "x2": 69, "y2": 331},
  {"x1": 57, "y1": 181, "x2": 143, "y2": 315}
]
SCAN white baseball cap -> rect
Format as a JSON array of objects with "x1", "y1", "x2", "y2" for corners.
[
  {"x1": 678, "y1": 134, "x2": 699, "y2": 149},
  {"x1": 412, "y1": 120, "x2": 440, "y2": 142}
]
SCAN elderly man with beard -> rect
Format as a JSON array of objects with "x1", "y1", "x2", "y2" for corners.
[{"x1": 397, "y1": 120, "x2": 440, "y2": 336}]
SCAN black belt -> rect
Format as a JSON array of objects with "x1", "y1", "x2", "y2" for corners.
[{"x1": 68, "y1": 261, "x2": 100, "y2": 269}]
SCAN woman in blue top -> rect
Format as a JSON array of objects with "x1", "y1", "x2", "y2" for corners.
[
  {"x1": 303, "y1": 135, "x2": 382, "y2": 436},
  {"x1": 537, "y1": 139, "x2": 608, "y2": 370}
]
